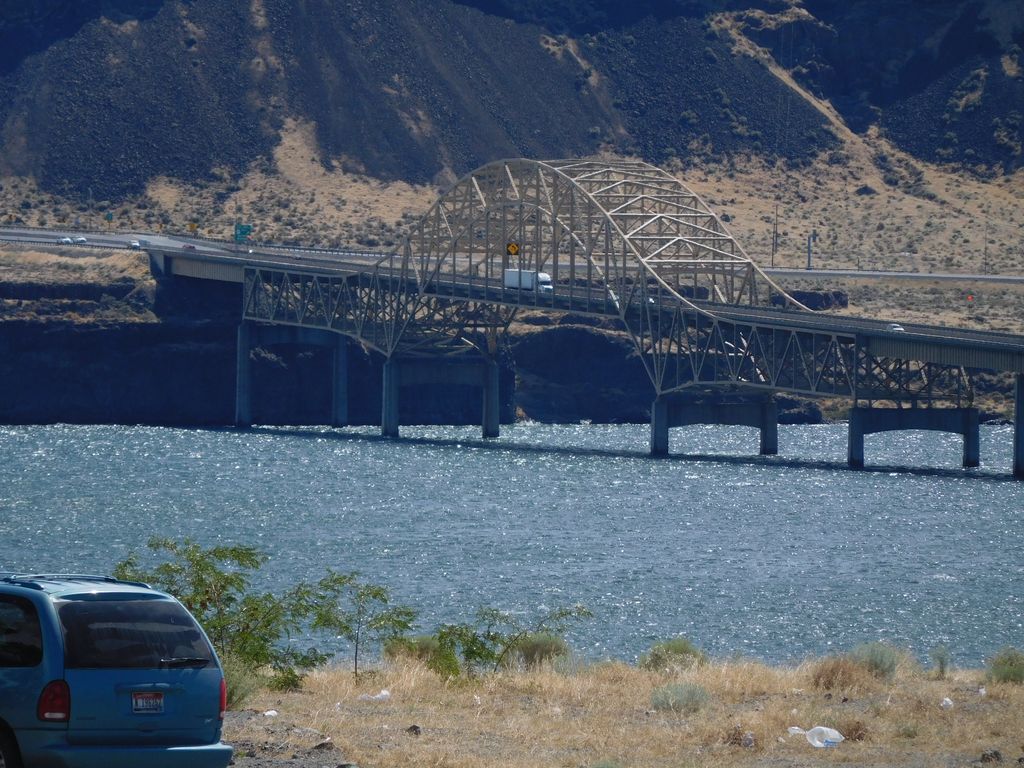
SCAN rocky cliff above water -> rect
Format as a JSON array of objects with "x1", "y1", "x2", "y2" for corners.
[{"x1": 0, "y1": 260, "x2": 827, "y2": 427}]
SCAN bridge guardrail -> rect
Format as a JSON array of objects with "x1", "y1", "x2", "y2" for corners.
[
  {"x1": 0, "y1": 237, "x2": 127, "y2": 252},
  {"x1": 1, "y1": 224, "x2": 394, "y2": 260}
]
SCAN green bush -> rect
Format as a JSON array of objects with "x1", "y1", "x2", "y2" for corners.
[
  {"x1": 987, "y1": 647, "x2": 1024, "y2": 684},
  {"x1": 848, "y1": 641, "x2": 901, "y2": 680},
  {"x1": 114, "y1": 538, "x2": 415, "y2": 686},
  {"x1": 385, "y1": 634, "x2": 460, "y2": 675},
  {"x1": 436, "y1": 604, "x2": 592, "y2": 676},
  {"x1": 384, "y1": 634, "x2": 440, "y2": 662},
  {"x1": 384, "y1": 634, "x2": 460, "y2": 678},
  {"x1": 640, "y1": 638, "x2": 707, "y2": 672},
  {"x1": 114, "y1": 538, "x2": 328, "y2": 684},
  {"x1": 508, "y1": 632, "x2": 568, "y2": 669},
  {"x1": 650, "y1": 682, "x2": 710, "y2": 714}
]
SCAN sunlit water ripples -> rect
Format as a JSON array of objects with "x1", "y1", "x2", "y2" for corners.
[{"x1": 1, "y1": 423, "x2": 1021, "y2": 665}]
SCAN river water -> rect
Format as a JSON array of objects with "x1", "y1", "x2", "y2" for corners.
[{"x1": 1, "y1": 423, "x2": 1021, "y2": 666}]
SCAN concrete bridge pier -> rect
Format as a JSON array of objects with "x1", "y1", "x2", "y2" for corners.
[
  {"x1": 381, "y1": 359, "x2": 400, "y2": 438},
  {"x1": 332, "y1": 335, "x2": 349, "y2": 428},
  {"x1": 235, "y1": 322, "x2": 351, "y2": 428},
  {"x1": 235, "y1": 322, "x2": 253, "y2": 428},
  {"x1": 650, "y1": 396, "x2": 778, "y2": 456},
  {"x1": 482, "y1": 359, "x2": 500, "y2": 439},
  {"x1": 847, "y1": 406, "x2": 980, "y2": 470},
  {"x1": 1015, "y1": 374, "x2": 1024, "y2": 479},
  {"x1": 650, "y1": 398, "x2": 669, "y2": 456},
  {"x1": 380, "y1": 357, "x2": 501, "y2": 440}
]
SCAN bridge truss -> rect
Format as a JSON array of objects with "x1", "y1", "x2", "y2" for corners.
[{"x1": 242, "y1": 158, "x2": 976, "y2": 406}]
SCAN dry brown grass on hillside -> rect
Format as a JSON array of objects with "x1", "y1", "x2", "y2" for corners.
[
  {"x1": 0, "y1": 118, "x2": 435, "y2": 250},
  {"x1": 0, "y1": 244, "x2": 156, "y2": 324},
  {"x1": 2, "y1": 116, "x2": 1023, "y2": 328},
  {"x1": 0, "y1": 244, "x2": 151, "y2": 284},
  {"x1": 778, "y1": 276, "x2": 1024, "y2": 335},
  {"x1": 676, "y1": 142, "x2": 1024, "y2": 278},
  {"x1": 226, "y1": 659, "x2": 1023, "y2": 768}
]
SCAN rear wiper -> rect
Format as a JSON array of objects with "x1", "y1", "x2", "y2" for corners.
[{"x1": 159, "y1": 657, "x2": 210, "y2": 668}]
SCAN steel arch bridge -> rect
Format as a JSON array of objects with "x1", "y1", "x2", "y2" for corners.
[{"x1": 243, "y1": 157, "x2": 980, "y2": 407}]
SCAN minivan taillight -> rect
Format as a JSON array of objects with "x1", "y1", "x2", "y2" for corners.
[
  {"x1": 219, "y1": 677, "x2": 227, "y2": 720},
  {"x1": 37, "y1": 680, "x2": 70, "y2": 722}
]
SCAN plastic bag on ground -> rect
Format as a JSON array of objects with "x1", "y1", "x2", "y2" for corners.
[{"x1": 788, "y1": 725, "x2": 844, "y2": 748}]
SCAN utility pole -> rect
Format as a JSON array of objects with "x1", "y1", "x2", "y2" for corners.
[
  {"x1": 983, "y1": 221, "x2": 989, "y2": 274},
  {"x1": 806, "y1": 229, "x2": 817, "y2": 270},
  {"x1": 771, "y1": 203, "x2": 778, "y2": 268}
]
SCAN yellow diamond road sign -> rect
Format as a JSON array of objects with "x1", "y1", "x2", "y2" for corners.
[{"x1": 506, "y1": 241, "x2": 520, "y2": 256}]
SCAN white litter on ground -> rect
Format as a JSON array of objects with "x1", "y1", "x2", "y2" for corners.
[{"x1": 788, "y1": 725, "x2": 844, "y2": 748}]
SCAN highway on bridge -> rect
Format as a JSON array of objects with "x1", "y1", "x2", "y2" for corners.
[
  {"x1": 4, "y1": 223, "x2": 1024, "y2": 367},
  {"x1": 5, "y1": 225, "x2": 1024, "y2": 286},
  {"x1": 2, "y1": 151, "x2": 1024, "y2": 476},
  {"x1": 4, "y1": 222, "x2": 1024, "y2": 370}
]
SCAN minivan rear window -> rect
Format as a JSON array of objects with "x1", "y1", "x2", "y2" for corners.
[{"x1": 57, "y1": 597, "x2": 214, "y2": 669}]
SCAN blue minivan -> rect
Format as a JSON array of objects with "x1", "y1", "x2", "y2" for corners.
[{"x1": 0, "y1": 574, "x2": 232, "y2": 768}]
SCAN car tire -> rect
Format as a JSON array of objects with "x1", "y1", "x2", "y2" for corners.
[{"x1": 0, "y1": 729, "x2": 23, "y2": 768}]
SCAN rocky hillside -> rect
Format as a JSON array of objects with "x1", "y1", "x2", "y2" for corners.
[
  {"x1": 1, "y1": 0, "x2": 1022, "y2": 428},
  {"x1": 3, "y1": 0, "x2": 1018, "y2": 202}
]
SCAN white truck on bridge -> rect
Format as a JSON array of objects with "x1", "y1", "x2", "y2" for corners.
[{"x1": 503, "y1": 269, "x2": 553, "y2": 293}]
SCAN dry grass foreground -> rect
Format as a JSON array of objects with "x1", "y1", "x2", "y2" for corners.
[{"x1": 227, "y1": 659, "x2": 1023, "y2": 768}]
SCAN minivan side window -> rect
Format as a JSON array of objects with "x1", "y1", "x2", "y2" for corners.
[{"x1": 0, "y1": 595, "x2": 44, "y2": 667}]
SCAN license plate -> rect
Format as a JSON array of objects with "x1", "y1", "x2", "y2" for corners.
[{"x1": 132, "y1": 691, "x2": 164, "y2": 714}]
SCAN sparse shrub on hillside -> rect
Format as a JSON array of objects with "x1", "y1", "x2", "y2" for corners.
[
  {"x1": 811, "y1": 655, "x2": 877, "y2": 691},
  {"x1": 848, "y1": 641, "x2": 902, "y2": 680},
  {"x1": 508, "y1": 632, "x2": 569, "y2": 669},
  {"x1": 220, "y1": 652, "x2": 262, "y2": 707},
  {"x1": 384, "y1": 634, "x2": 439, "y2": 661},
  {"x1": 435, "y1": 604, "x2": 592, "y2": 676},
  {"x1": 640, "y1": 637, "x2": 707, "y2": 673},
  {"x1": 987, "y1": 646, "x2": 1024, "y2": 684},
  {"x1": 930, "y1": 645, "x2": 953, "y2": 679},
  {"x1": 651, "y1": 682, "x2": 710, "y2": 713},
  {"x1": 384, "y1": 635, "x2": 463, "y2": 679}
]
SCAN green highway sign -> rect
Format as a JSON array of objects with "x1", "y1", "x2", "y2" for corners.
[{"x1": 234, "y1": 223, "x2": 253, "y2": 243}]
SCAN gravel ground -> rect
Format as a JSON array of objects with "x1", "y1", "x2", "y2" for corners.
[
  {"x1": 224, "y1": 710, "x2": 359, "y2": 768},
  {"x1": 222, "y1": 709, "x2": 1012, "y2": 768}
]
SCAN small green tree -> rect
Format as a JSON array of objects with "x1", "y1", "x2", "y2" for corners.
[
  {"x1": 436, "y1": 604, "x2": 592, "y2": 675},
  {"x1": 114, "y1": 537, "x2": 326, "y2": 690},
  {"x1": 312, "y1": 570, "x2": 417, "y2": 676},
  {"x1": 930, "y1": 645, "x2": 952, "y2": 680}
]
